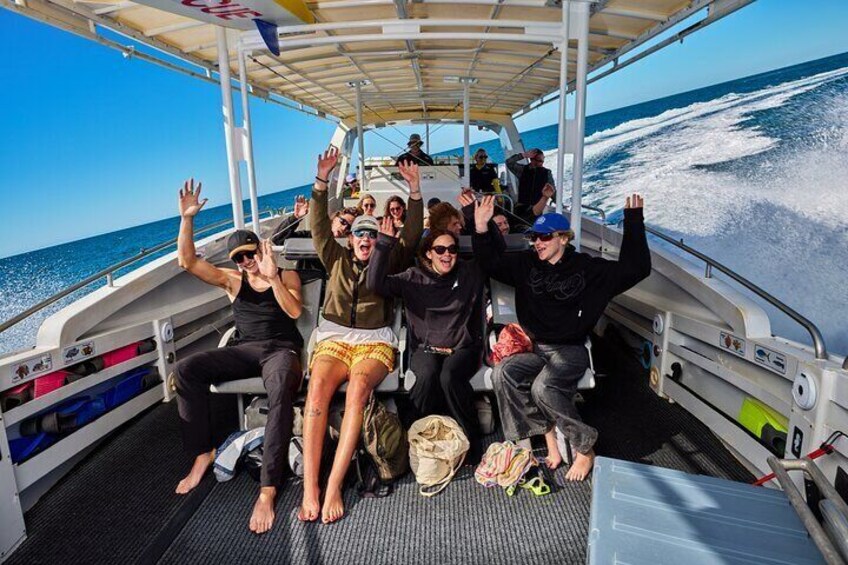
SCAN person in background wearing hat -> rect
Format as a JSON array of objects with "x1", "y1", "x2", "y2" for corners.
[
  {"x1": 173, "y1": 179, "x2": 304, "y2": 535},
  {"x1": 344, "y1": 173, "x2": 360, "y2": 198},
  {"x1": 301, "y1": 147, "x2": 423, "y2": 524},
  {"x1": 395, "y1": 133, "x2": 434, "y2": 166},
  {"x1": 472, "y1": 194, "x2": 651, "y2": 481},
  {"x1": 469, "y1": 148, "x2": 502, "y2": 195}
]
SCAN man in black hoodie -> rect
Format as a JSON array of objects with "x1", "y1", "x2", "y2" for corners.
[{"x1": 472, "y1": 194, "x2": 651, "y2": 481}]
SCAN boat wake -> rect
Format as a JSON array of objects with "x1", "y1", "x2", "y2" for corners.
[{"x1": 546, "y1": 65, "x2": 848, "y2": 355}]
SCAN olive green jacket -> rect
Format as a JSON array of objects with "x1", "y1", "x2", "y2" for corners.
[{"x1": 311, "y1": 189, "x2": 423, "y2": 329}]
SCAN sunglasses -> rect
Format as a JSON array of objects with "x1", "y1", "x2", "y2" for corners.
[
  {"x1": 362, "y1": 202, "x2": 376, "y2": 209},
  {"x1": 352, "y1": 229, "x2": 378, "y2": 239},
  {"x1": 337, "y1": 217, "x2": 351, "y2": 228},
  {"x1": 431, "y1": 244, "x2": 458, "y2": 255},
  {"x1": 476, "y1": 154, "x2": 488, "y2": 159},
  {"x1": 389, "y1": 206, "x2": 404, "y2": 213},
  {"x1": 232, "y1": 250, "x2": 256, "y2": 263},
  {"x1": 526, "y1": 233, "x2": 557, "y2": 243}
]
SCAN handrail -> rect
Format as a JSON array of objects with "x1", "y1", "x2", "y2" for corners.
[
  {"x1": 644, "y1": 225, "x2": 828, "y2": 360},
  {"x1": 580, "y1": 203, "x2": 607, "y2": 252},
  {"x1": 0, "y1": 211, "x2": 275, "y2": 337}
]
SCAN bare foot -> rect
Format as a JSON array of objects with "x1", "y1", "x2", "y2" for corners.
[
  {"x1": 176, "y1": 450, "x2": 215, "y2": 494},
  {"x1": 565, "y1": 449, "x2": 595, "y2": 481},
  {"x1": 298, "y1": 484, "x2": 321, "y2": 522},
  {"x1": 321, "y1": 485, "x2": 345, "y2": 524},
  {"x1": 544, "y1": 430, "x2": 562, "y2": 470},
  {"x1": 249, "y1": 487, "x2": 277, "y2": 534}
]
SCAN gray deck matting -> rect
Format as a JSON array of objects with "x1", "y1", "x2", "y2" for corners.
[{"x1": 7, "y1": 340, "x2": 755, "y2": 564}]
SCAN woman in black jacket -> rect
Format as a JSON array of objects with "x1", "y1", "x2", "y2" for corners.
[{"x1": 367, "y1": 217, "x2": 486, "y2": 453}]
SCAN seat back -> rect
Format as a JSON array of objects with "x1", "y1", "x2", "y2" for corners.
[{"x1": 297, "y1": 277, "x2": 323, "y2": 367}]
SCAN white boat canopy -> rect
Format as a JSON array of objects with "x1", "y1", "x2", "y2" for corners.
[
  {"x1": 7, "y1": 0, "x2": 752, "y2": 123},
  {"x1": 4, "y1": 0, "x2": 754, "y2": 238}
]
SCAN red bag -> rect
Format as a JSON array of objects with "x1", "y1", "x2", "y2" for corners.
[{"x1": 490, "y1": 323, "x2": 533, "y2": 365}]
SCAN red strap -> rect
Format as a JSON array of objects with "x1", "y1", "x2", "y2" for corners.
[{"x1": 752, "y1": 444, "x2": 835, "y2": 486}]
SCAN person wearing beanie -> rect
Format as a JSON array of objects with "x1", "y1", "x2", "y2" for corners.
[
  {"x1": 300, "y1": 147, "x2": 423, "y2": 525},
  {"x1": 173, "y1": 179, "x2": 304, "y2": 535},
  {"x1": 472, "y1": 194, "x2": 651, "y2": 481}
]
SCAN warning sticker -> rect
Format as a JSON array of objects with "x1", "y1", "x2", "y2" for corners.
[
  {"x1": 753, "y1": 344, "x2": 787, "y2": 375},
  {"x1": 719, "y1": 332, "x2": 746, "y2": 357},
  {"x1": 11, "y1": 354, "x2": 53, "y2": 383}
]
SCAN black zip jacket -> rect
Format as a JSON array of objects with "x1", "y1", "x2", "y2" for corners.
[
  {"x1": 472, "y1": 207, "x2": 651, "y2": 344},
  {"x1": 367, "y1": 234, "x2": 485, "y2": 349}
]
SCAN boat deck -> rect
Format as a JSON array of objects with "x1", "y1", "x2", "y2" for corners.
[{"x1": 7, "y1": 335, "x2": 754, "y2": 565}]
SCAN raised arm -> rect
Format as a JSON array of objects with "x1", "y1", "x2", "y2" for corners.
[
  {"x1": 471, "y1": 195, "x2": 520, "y2": 286},
  {"x1": 459, "y1": 189, "x2": 506, "y2": 253},
  {"x1": 505, "y1": 152, "x2": 525, "y2": 177},
  {"x1": 270, "y1": 195, "x2": 308, "y2": 245},
  {"x1": 603, "y1": 194, "x2": 652, "y2": 295},
  {"x1": 310, "y1": 147, "x2": 345, "y2": 269},
  {"x1": 532, "y1": 183, "x2": 555, "y2": 217},
  {"x1": 393, "y1": 160, "x2": 424, "y2": 269},
  {"x1": 366, "y1": 218, "x2": 408, "y2": 298},
  {"x1": 256, "y1": 239, "x2": 302, "y2": 319},
  {"x1": 177, "y1": 179, "x2": 235, "y2": 293}
]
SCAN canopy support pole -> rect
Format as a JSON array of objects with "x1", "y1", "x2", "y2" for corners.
[
  {"x1": 570, "y1": 0, "x2": 590, "y2": 250},
  {"x1": 237, "y1": 48, "x2": 260, "y2": 235},
  {"x1": 461, "y1": 78, "x2": 472, "y2": 187},
  {"x1": 216, "y1": 27, "x2": 244, "y2": 230},
  {"x1": 554, "y1": 0, "x2": 571, "y2": 215},
  {"x1": 354, "y1": 80, "x2": 366, "y2": 191}
]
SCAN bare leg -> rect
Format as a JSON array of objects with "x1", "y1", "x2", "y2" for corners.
[
  {"x1": 544, "y1": 429, "x2": 562, "y2": 470},
  {"x1": 176, "y1": 449, "x2": 215, "y2": 494},
  {"x1": 565, "y1": 448, "x2": 595, "y2": 481},
  {"x1": 322, "y1": 359, "x2": 387, "y2": 524},
  {"x1": 249, "y1": 486, "x2": 277, "y2": 534},
  {"x1": 298, "y1": 356, "x2": 348, "y2": 522}
]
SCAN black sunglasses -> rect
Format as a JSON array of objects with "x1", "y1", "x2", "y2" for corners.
[
  {"x1": 362, "y1": 202, "x2": 376, "y2": 209},
  {"x1": 232, "y1": 250, "x2": 257, "y2": 263},
  {"x1": 526, "y1": 233, "x2": 556, "y2": 243},
  {"x1": 338, "y1": 217, "x2": 351, "y2": 228},
  {"x1": 431, "y1": 244, "x2": 458, "y2": 255}
]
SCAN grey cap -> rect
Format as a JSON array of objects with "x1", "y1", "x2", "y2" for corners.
[{"x1": 351, "y1": 215, "x2": 380, "y2": 232}]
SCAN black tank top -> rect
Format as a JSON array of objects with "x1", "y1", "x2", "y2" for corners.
[{"x1": 232, "y1": 270, "x2": 303, "y2": 347}]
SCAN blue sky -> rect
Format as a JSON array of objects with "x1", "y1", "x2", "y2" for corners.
[{"x1": 1, "y1": 0, "x2": 847, "y2": 258}]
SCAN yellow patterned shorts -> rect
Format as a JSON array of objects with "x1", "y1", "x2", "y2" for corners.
[{"x1": 311, "y1": 340, "x2": 396, "y2": 372}]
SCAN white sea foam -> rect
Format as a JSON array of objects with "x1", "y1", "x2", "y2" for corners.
[{"x1": 546, "y1": 66, "x2": 848, "y2": 355}]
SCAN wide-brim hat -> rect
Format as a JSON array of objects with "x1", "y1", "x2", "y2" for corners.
[{"x1": 407, "y1": 133, "x2": 423, "y2": 147}]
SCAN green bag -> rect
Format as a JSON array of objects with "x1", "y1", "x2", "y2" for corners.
[{"x1": 361, "y1": 394, "x2": 409, "y2": 482}]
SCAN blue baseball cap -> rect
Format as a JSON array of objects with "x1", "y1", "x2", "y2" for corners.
[{"x1": 529, "y1": 213, "x2": 571, "y2": 234}]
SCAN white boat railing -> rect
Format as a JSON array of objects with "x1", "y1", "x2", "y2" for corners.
[
  {"x1": 0, "y1": 210, "x2": 274, "y2": 339},
  {"x1": 643, "y1": 225, "x2": 828, "y2": 360}
]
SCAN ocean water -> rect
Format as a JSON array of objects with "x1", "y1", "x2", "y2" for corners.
[{"x1": 2, "y1": 52, "x2": 847, "y2": 357}]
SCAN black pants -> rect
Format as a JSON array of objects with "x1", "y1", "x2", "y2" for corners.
[
  {"x1": 409, "y1": 347, "x2": 480, "y2": 441},
  {"x1": 174, "y1": 339, "x2": 302, "y2": 488}
]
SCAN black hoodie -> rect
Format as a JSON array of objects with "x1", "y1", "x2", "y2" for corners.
[
  {"x1": 472, "y1": 207, "x2": 651, "y2": 344},
  {"x1": 367, "y1": 234, "x2": 485, "y2": 350}
]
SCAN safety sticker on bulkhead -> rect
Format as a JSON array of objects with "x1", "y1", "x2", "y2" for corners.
[
  {"x1": 719, "y1": 332, "x2": 746, "y2": 357},
  {"x1": 63, "y1": 341, "x2": 96, "y2": 364},
  {"x1": 11, "y1": 354, "x2": 53, "y2": 383},
  {"x1": 753, "y1": 344, "x2": 787, "y2": 375}
]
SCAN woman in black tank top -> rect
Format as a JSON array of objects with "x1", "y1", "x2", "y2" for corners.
[
  {"x1": 232, "y1": 269, "x2": 303, "y2": 348},
  {"x1": 173, "y1": 179, "x2": 304, "y2": 535}
]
